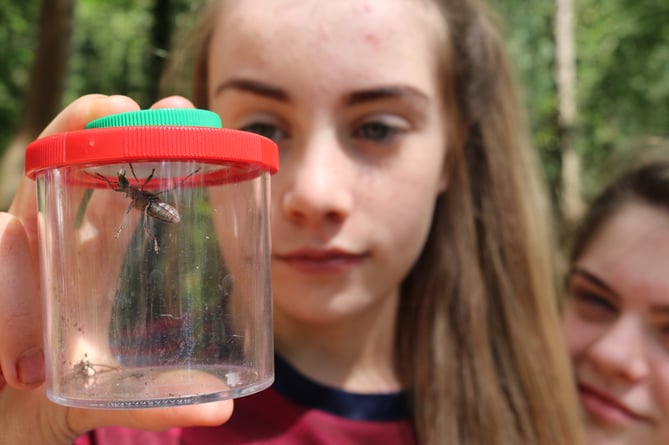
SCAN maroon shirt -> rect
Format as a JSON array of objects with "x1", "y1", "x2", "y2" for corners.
[{"x1": 74, "y1": 355, "x2": 416, "y2": 444}]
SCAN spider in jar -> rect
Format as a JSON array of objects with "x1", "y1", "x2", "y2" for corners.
[{"x1": 89, "y1": 163, "x2": 200, "y2": 253}]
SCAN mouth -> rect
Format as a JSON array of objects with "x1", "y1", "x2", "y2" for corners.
[
  {"x1": 274, "y1": 247, "x2": 368, "y2": 274},
  {"x1": 578, "y1": 383, "x2": 649, "y2": 427}
]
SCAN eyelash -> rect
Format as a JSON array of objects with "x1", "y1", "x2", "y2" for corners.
[
  {"x1": 351, "y1": 120, "x2": 405, "y2": 144},
  {"x1": 238, "y1": 114, "x2": 410, "y2": 148},
  {"x1": 239, "y1": 122, "x2": 288, "y2": 143},
  {"x1": 569, "y1": 282, "x2": 669, "y2": 347},
  {"x1": 569, "y1": 288, "x2": 618, "y2": 321}
]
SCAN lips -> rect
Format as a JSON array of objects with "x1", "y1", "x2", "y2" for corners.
[
  {"x1": 578, "y1": 383, "x2": 648, "y2": 427},
  {"x1": 274, "y1": 247, "x2": 368, "y2": 274}
]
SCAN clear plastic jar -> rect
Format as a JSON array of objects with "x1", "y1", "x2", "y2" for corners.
[{"x1": 25, "y1": 109, "x2": 278, "y2": 409}]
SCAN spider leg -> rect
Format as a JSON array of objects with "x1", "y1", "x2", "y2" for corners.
[
  {"x1": 128, "y1": 163, "x2": 140, "y2": 182},
  {"x1": 129, "y1": 163, "x2": 156, "y2": 190},
  {"x1": 143, "y1": 169, "x2": 156, "y2": 189},
  {"x1": 89, "y1": 171, "x2": 119, "y2": 190},
  {"x1": 114, "y1": 202, "x2": 134, "y2": 239},
  {"x1": 157, "y1": 168, "x2": 201, "y2": 196}
]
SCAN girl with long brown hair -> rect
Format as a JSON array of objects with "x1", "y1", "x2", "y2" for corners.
[{"x1": 0, "y1": 1, "x2": 584, "y2": 444}]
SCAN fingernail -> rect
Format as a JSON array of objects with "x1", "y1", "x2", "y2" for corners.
[{"x1": 17, "y1": 348, "x2": 45, "y2": 385}]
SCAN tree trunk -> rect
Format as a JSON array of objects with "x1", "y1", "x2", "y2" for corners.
[
  {"x1": 555, "y1": 0, "x2": 583, "y2": 227},
  {"x1": 0, "y1": 0, "x2": 75, "y2": 210},
  {"x1": 147, "y1": 0, "x2": 173, "y2": 104}
]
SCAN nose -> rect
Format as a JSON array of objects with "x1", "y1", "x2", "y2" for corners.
[
  {"x1": 279, "y1": 130, "x2": 354, "y2": 229},
  {"x1": 586, "y1": 317, "x2": 650, "y2": 384}
]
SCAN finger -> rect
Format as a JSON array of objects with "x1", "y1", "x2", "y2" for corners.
[
  {"x1": 150, "y1": 95, "x2": 195, "y2": 110},
  {"x1": 39, "y1": 94, "x2": 141, "y2": 139},
  {"x1": 69, "y1": 400, "x2": 234, "y2": 435},
  {"x1": 10, "y1": 94, "x2": 194, "y2": 225},
  {"x1": 0, "y1": 383, "x2": 233, "y2": 445},
  {"x1": 1, "y1": 95, "x2": 142, "y2": 388},
  {"x1": 9, "y1": 95, "x2": 143, "y2": 244},
  {"x1": 0, "y1": 213, "x2": 43, "y2": 389},
  {"x1": 1, "y1": 94, "x2": 195, "y2": 383}
]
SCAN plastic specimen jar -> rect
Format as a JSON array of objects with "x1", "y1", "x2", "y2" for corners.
[{"x1": 24, "y1": 108, "x2": 279, "y2": 409}]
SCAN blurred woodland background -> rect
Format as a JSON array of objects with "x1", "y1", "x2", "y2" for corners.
[{"x1": 0, "y1": 0, "x2": 668, "y2": 233}]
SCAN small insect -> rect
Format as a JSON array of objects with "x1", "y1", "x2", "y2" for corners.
[
  {"x1": 73, "y1": 353, "x2": 121, "y2": 385},
  {"x1": 91, "y1": 164, "x2": 199, "y2": 253},
  {"x1": 74, "y1": 354, "x2": 97, "y2": 378}
]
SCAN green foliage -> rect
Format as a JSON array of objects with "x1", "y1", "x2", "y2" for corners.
[
  {"x1": 1, "y1": 0, "x2": 668, "y2": 207},
  {"x1": 495, "y1": 0, "x2": 561, "y2": 195},
  {"x1": 575, "y1": 0, "x2": 669, "y2": 196},
  {"x1": 66, "y1": 0, "x2": 152, "y2": 106},
  {"x1": 0, "y1": 0, "x2": 41, "y2": 149},
  {"x1": 0, "y1": 0, "x2": 195, "y2": 156},
  {"x1": 66, "y1": 0, "x2": 194, "y2": 107},
  {"x1": 497, "y1": 0, "x2": 669, "y2": 202}
]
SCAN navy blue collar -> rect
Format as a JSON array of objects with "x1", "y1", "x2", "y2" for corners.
[{"x1": 272, "y1": 354, "x2": 411, "y2": 421}]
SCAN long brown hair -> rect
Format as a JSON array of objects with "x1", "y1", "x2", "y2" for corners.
[
  {"x1": 570, "y1": 159, "x2": 669, "y2": 264},
  {"x1": 396, "y1": 1, "x2": 584, "y2": 444},
  {"x1": 162, "y1": 1, "x2": 585, "y2": 444}
]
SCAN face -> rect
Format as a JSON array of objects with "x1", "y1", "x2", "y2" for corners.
[
  {"x1": 207, "y1": 0, "x2": 448, "y2": 333},
  {"x1": 563, "y1": 202, "x2": 669, "y2": 445}
]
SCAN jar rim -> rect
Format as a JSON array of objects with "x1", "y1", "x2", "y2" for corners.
[{"x1": 25, "y1": 126, "x2": 279, "y2": 180}]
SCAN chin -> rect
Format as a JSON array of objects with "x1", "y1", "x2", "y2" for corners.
[{"x1": 584, "y1": 421, "x2": 646, "y2": 445}]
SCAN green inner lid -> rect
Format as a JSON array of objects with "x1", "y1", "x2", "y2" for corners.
[{"x1": 85, "y1": 108, "x2": 222, "y2": 129}]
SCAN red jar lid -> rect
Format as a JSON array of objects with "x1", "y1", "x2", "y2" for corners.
[{"x1": 25, "y1": 109, "x2": 279, "y2": 184}]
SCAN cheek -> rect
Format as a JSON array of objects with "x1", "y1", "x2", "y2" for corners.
[
  {"x1": 363, "y1": 152, "x2": 445, "y2": 251},
  {"x1": 562, "y1": 309, "x2": 597, "y2": 361},
  {"x1": 364, "y1": 175, "x2": 439, "y2": 270},
  {"x1": 657, "y1": 367, "x2": 669, "y2": 418}
]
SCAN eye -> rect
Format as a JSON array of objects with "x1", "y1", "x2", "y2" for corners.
[
  {"x1": 578, "y1": 291, "x2": 616, "y2": 311},
  {"x1": 651, "y1": 318, "x2": 669, "y2": 348},
  {"x1": 353, "y1": 122, "x2": 397, "y2": 142},
  {"x1": 239, "y1": 122, "x2": 288, "y2": 143},
  {"x1": 660, "y1": 324, "x2": 669, "y2": 340},
  {"x1": 351, "y1": 115, "x2": 409, "y2": 144},
  {"x1": 569, "y1": 288, "x2": 618, "y2": 322}
]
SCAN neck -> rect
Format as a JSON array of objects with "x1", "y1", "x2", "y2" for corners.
[{"x1": 274, "y1": 292, "x2": 402, "y2": 393}]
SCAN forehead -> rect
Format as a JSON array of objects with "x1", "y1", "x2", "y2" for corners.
[
  {"x1": 219, "y1": 0, "x2": 440, "y2": 43},
  {"x1": 577, "y1": 202, "x2": 669, "y2": 304},
  {"x1": 209, "y1": 0, "x2": 444, "y2": 93}
]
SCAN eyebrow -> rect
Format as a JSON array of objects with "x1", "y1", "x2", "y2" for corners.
[
  {"x1": 569, "y1": 267, "x2": 621, "y2": 301},
  {"x1": 651, "y1": 304, "x2": 669, "y2": 315},
  {"x1": 345, "y1": 85, "x2": 430, "y2": 106},
  {"x1": 213, "y1": 78, "x2": 430, "y2": 107},
  {"x1": 571, "y1": 267, "x2": 669, "y2": 314},
  {"x1": 214, "y1": 78, "x2": 291, "y2": 102}
]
